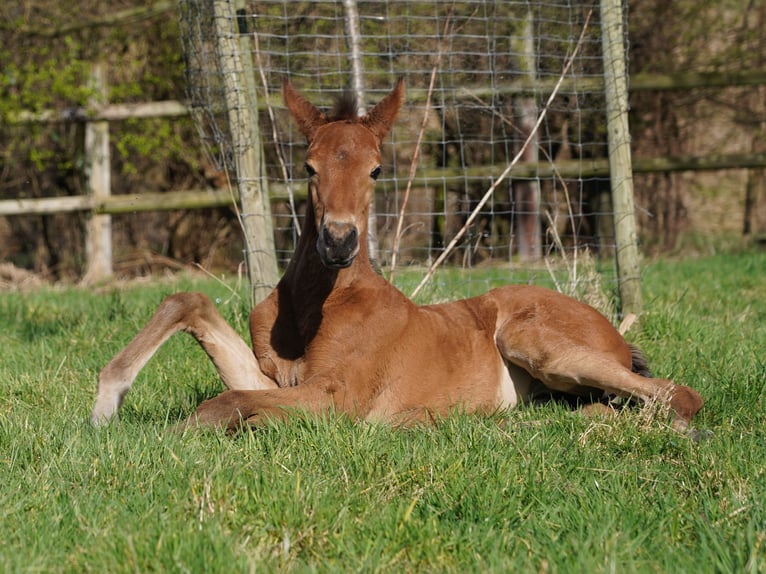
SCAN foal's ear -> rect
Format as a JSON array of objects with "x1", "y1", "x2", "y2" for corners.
[
  {"x1": 283, "y1": 80, "x2": 327, "y2": 141},
  {"x1": 361, "y1": 78, "x2": 405, "y2": 143}
]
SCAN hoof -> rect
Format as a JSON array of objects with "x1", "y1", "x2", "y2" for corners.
[{"x1": 686, "y1": 427, "x2": 714, "y2": 443}]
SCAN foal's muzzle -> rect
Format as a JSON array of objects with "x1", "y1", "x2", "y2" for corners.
[{"x1": 317, "y1": 220, "x2": 359, "y2": 268}]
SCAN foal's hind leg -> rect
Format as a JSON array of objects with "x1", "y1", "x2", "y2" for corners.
[
  {"x1": 538, "y1": 352, "x2": 701, "y2": 431},
  {"x1": 91, "y1": 292, "x2": 276, "y2": 425},
  {"x1": 495, "y1": 322, "x2": 703, "y2": 431}
]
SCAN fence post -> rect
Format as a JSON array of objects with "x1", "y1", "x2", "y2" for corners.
[
  {"x1": 83, "y1": 62, "x2": 113, "y2": 284},
  {"x1": 342, "y1": 0, "x2": 379, "y2": 263},
  {"x1": 213, "y1": 0, "x2": 278, "y2": 304},
  {"x1": 514, "y1": 9, "x2": 542, "y2": 261},
  {"x1": 600, "y1": 0, "x2": 643, "y2": 317}
]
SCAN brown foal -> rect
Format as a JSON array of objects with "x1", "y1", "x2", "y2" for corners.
[{"x1": 91, "y1": 79, "x2": 703, "y2": 433}]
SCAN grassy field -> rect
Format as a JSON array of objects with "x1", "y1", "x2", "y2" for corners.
[{"x1": 1, "y1": 251, "x2": 764, "y2": 573}]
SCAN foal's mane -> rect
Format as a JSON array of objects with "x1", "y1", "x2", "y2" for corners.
[{"x1": 328, "y1": 91, "x2": 359, "y2": 122}]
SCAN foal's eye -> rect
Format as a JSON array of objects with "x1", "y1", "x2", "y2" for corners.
[
  {"x1": 305, "y1": 163, "x2": 317, "y2": 177},
  {"x1": 370, "y1": 166, "x2": 382, "y2": 180}
]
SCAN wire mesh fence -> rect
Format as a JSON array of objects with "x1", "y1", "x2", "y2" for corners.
[{"x1": 180, "y1": 0, "x2": 629, "y2": 313}]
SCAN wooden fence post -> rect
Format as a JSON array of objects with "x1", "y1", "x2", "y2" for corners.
[
  {"x1": 83, "y1": 62, "x2": 113, "y2": 284},
  {"x1": 213, "y1": 0, "x2": 279, "y2": 304},
  {"x1": 342, "y1": 0, "x2": 379, "y2": 263},
  {"x1": 600, "y1": 0, "x2": 643, "y2": 317},
  {"x1": 514, "y1": 9, "x2": 542, "y2": 261}
]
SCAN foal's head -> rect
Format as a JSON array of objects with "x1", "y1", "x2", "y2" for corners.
[{"x1": 284, "y1": 80, "x2": 405, "y2": 268}]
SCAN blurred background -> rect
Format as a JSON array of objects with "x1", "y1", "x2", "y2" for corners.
[{"x1": 1, "y1": 0, "x2": 764, "y2": 288}]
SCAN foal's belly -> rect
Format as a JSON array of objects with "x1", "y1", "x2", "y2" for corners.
[{"x1": 364, "y1": 338, "x2": 531, "y2": 423}]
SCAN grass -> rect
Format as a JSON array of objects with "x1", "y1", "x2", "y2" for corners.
[{"x1": 1, "y1": 251, "x2": 765, "y2": 573}]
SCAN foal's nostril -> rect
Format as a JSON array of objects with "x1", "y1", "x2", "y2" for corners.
[{"x1": 344, "y1": 227, "x2": 358, "y2": 248}]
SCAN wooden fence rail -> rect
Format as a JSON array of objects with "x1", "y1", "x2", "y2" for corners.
[
  {"x1": 4, "y1": 69, "x2": 766, "y2": 283},
  {"x1": 4, "y1": 151, "x2": 764, "y2": 216}
]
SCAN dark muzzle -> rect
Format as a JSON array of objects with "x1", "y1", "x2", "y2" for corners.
[{"x1": 317, "y1": 221, "x2": 359, "y2": 268}]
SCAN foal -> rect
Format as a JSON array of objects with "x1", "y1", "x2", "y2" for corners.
[{"x1": 91, "y1": 79, "x2": 703, "y2": 432}]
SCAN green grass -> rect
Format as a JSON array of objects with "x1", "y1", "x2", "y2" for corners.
[{"x1": 1, "y1": 252, "x2": 765, "y2": 573}]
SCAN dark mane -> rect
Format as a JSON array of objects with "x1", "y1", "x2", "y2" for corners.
[{"x1": 328, "y1": 90, "x2": 359, "y2": 121}]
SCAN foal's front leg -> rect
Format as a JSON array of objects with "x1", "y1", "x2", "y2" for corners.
[
  {"x1": 184, "y1": 381, "x2": 343, "y2": 432},
  {"x1": 91, "y1": 292, "x2": 276, "y2": 425}
]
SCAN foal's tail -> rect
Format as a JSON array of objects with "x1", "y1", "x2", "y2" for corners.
[{"x1": 629, "y1": 344, "x2": 652, "y2": 378}]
